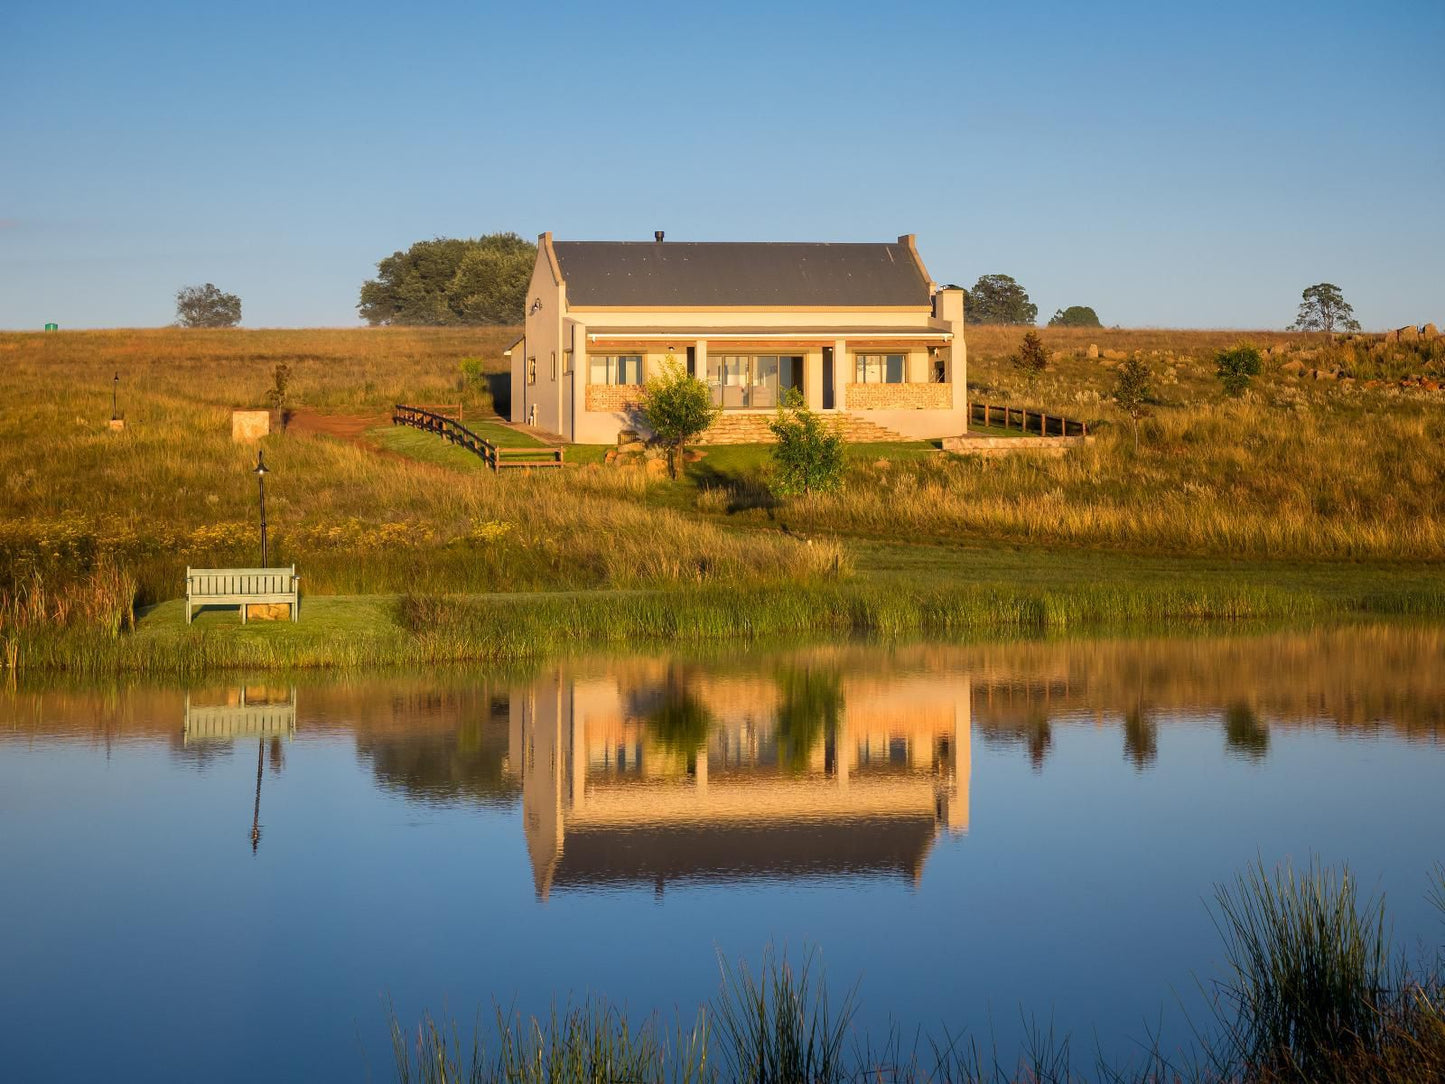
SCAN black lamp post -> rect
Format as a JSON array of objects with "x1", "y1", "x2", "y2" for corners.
[
  {"x1": 111, "y1": 372, "x2": 119, "y2": 421},
  {"x1": 254, "y1": 449, "x2": 269, "y2": 568}
]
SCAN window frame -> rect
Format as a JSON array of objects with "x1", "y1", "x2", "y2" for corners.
[
  {"x1": 589, "y1": 354, "x2": 645, "y2": 386},
  {"x1": 854, "y1": 353, "x2": 907, "y2": 384}
]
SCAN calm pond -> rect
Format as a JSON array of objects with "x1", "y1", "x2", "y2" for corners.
[{"x1": 2, "y1": 625, "x2": 1443, "y2": 1081}]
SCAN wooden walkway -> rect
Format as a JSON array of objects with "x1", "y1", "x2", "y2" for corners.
[{"x1": 392, "y1": 404, "x2": 564, "y2": 471}]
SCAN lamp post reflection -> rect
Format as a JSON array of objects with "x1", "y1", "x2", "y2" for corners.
[{"x1": 181, "y1": 686, "x2": 296, "y2": 853}]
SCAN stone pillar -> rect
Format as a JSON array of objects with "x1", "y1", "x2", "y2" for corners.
[
  {"x1": 804, "y1": 348, "x2": 825, "y2": 409},
  {"x1": 832, "y1": 339, "x2": 849, "y2": 412},
  {"x1": 695, "y1": 339, "x2": 708, "y2": 385},
  {"x1": 906, "y1": 348, "x2": 929, "y2": 384},
  {"x1": 934, "y1": 288, "x2": 968, "y2": 419}
]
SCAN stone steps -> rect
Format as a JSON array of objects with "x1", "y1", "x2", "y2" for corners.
[{"x1": 695, "y1": 412, "x2": 910, "y2": 445}]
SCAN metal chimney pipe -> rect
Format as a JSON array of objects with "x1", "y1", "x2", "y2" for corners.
[{"x1": 654, "y1": 230, "x2": 664, "y2": 243}]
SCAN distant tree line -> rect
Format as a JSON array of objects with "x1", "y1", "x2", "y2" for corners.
[
  {"x1": 960, "y1": 274, "x2": 1100, "y2": 328},
  {"x1": 358, "y1": 233, "x2": 536, "y2": 326}
]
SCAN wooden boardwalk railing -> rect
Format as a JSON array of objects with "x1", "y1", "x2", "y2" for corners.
[
  {"x1": 970, "y1": 401, "x2": 1089, "y2": 438},
  {"x1": 392, "y1": 404, "x2": 564, "y2": 471}
]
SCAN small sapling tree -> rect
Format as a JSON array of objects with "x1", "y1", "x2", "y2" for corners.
[
  {"x1": 639, "y1": 355, "x2": 719, "y2": 479},
  {"x1": 1215, "y1": 344, "x2": 1263, "y2": 398},
  {"x1": 175, "y1": 283, "x2": 242, "y2": 328},
  {"x1": 265, "y1": 360, "x2": 293, "y2": 429},
  {"x1": 1112, "y1": 355, "x2": 1152, "y2": 450},
  {"x1": 768, "y1": 389, "x2": 845, "y2": 498},
  {"x1": 1010, "y1": 331, "x2": 1049, "y2": 387}
]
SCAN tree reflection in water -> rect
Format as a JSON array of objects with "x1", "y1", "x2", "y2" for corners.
[
  {"x1": 773, "y1": 666, "x2": 844, "y2": 773},
  {"x1": 1224, "y1": 702, "x2": 1270, "y2": 760}
]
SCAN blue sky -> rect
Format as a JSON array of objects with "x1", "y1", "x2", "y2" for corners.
[{"x1": 1, "y1": 0, "x2": 1441, "y2": 329}]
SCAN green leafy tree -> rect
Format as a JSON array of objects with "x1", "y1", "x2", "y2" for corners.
[
  {"x1": 358, "y1": 233, "x2": 536, "y2": 325},
  {"x1": 175, "y1": 283, "x2": 241, "y2": 328},
  {"x1": 1112, "y1": 355, "x2": 1152, "y2": 450},
  {"x1": 1009, "y1": 330, "x2": 1049, "y2": 386},
  {"x1": 639, "y1": 355, "x2": 719, "y2": 479},
  {"x1": 1290, "y1": 283, "x2": 1361, "y2": 334},
  {"x1": 768, "y1": 390, "x2": 846, "y2": 498},
  {"x1": 964, "y1": 273, "x2": 1038, "y2": 325},
  {"x1": 1215, "y1": 344, "x2": 1263, "y2": 397},
  {"x1": 1048, "y1": 305, "x2": 1101, "y2": 328}
]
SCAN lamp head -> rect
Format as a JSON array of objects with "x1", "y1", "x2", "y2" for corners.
[{"x1": 253, "y1": 450, "x2": 269, "y2": 476}]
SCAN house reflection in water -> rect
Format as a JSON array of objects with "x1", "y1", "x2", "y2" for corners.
[{"x1": 506, "y1": 662, "x2": 970, "y2": 899}]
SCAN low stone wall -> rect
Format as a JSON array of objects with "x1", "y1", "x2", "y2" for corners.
[
  {"x1": 943, "y1": 434, "x2": 1092, "y2": 458},
  {"x1": 585, "y1": 385, "x2": 642, "y2": 413},
  {"x1": 845, "y1": 382, "x2": 952, "y2": 411}
]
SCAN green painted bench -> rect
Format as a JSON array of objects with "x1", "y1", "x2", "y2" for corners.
[{"x1": 186, "y1": 566, "x2": 300, "y2": 624}]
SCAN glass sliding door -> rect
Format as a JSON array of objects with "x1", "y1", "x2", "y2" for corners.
[{"x1": 708, "y1": 354, "x2": 805, "y2": 408}]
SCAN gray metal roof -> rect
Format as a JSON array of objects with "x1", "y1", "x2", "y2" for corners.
[{"x1": 552, "y1": 241, "x2": 932, "y2": 308}]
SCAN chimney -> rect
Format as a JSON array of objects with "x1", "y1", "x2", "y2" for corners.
[{"x1": 654, "y1": 230, "x2": 665, "y2": 243}]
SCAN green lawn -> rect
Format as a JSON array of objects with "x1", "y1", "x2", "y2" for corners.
[{"x1": 688, "y1": 441, "x2": 938, "y2": 477}]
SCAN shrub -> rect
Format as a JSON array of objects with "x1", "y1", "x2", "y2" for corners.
[
  {"x1": 458, "y1": 356, "x2": 494, "y2": 412},
  {"x1": 1216, "y1": 344, "x2": 1263, "y2": 397},
  {"x1": 1010, "y1": 330, "x2": 1049, "y2": 385},
  {"x1": 1112, "y1": 356, "x2": 1152, "y2": 449},
  {"x1": 639, "y1": 355, "x2": 719, "y2": 479},
  {"x1": 769, "y1": 390, "x2": 845, "y2": 497}
]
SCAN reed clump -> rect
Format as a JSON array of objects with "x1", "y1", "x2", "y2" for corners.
[{"x1": 391, "y1": 863, "x2": 1444, "y2": 1083}]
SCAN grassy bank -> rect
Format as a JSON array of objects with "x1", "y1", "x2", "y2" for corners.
[
  {"x1": 3, "y1": 326, "x2": 1445, "y2": 674},
  {"x1": 391, "y1": 860, "x2": 1445, "y2": 1083},
  {"x1": 8, "y1": 552, "x2": 1445, "y2": 675}
]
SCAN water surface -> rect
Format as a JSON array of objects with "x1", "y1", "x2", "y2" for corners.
[{"x1": 2, "y1": 625, "x2": 1442, "y2": 1081}]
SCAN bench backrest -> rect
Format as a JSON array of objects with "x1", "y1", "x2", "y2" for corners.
[{"x1": 187, "y1": 567, "x2": 297, "y2": 596}]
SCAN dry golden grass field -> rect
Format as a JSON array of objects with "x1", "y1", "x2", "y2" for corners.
[{"x1": 1, "y1": 324, "x2": 1443, "y2": 671}]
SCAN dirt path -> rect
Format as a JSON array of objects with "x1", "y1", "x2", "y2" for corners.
[{"x1": 287, "y1": 408, "x2": 392, "y2": 446}]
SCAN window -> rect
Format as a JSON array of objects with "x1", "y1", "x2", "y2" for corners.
[
  {"x1": 855, "y1": 353, "x2": 906, "y2": 383},
  {"x1": 589, "y1": 354, "x2": 643, "y2": 385},
  {"x1": 526, "y1": 356, "x2": 537, "y2": 386}
]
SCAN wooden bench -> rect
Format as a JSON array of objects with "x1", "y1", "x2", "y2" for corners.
[{"x1": 186, "y1": 567, "x2": 300, "y2": 624}]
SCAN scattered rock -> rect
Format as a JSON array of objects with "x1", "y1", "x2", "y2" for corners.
[
  {"x1": 1384, "y1": 329, "x2": 1399, "y2": 343},
  {"x1": 604, "y1": 449, "x2": 618, "y2": 464},
  {"x1": 1102, "y1": 349, "x2": 1127, "y2": 361},
  {"x1": 1424, "y1": 379, "x2": 1441, "y2": 392},
  {"x1": 1086, "y1": 344, "x2": 1099, "y2": 359},
  {"x1": 1280, "y1": 359, "x2": 1305, "y2": 374},
  {"x1": 1312, "y1": 369, "x2": 1338, "y2": 381},
  {"x1": 617, "y1": 440, "x2": 645, "y2": 454},
  {"x1": 1423, "y1": 323, "x2": 1440, "y2": 340},
  {"x1": 1270, "y1": 343, "x2": 1289, "y2": 356},
  {"x1": 644, "y1": 457, "x2": 669, "y2": 477},
  {"x1": 1398, "y1": 325, "x2": 1420, "y2": 342}
]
